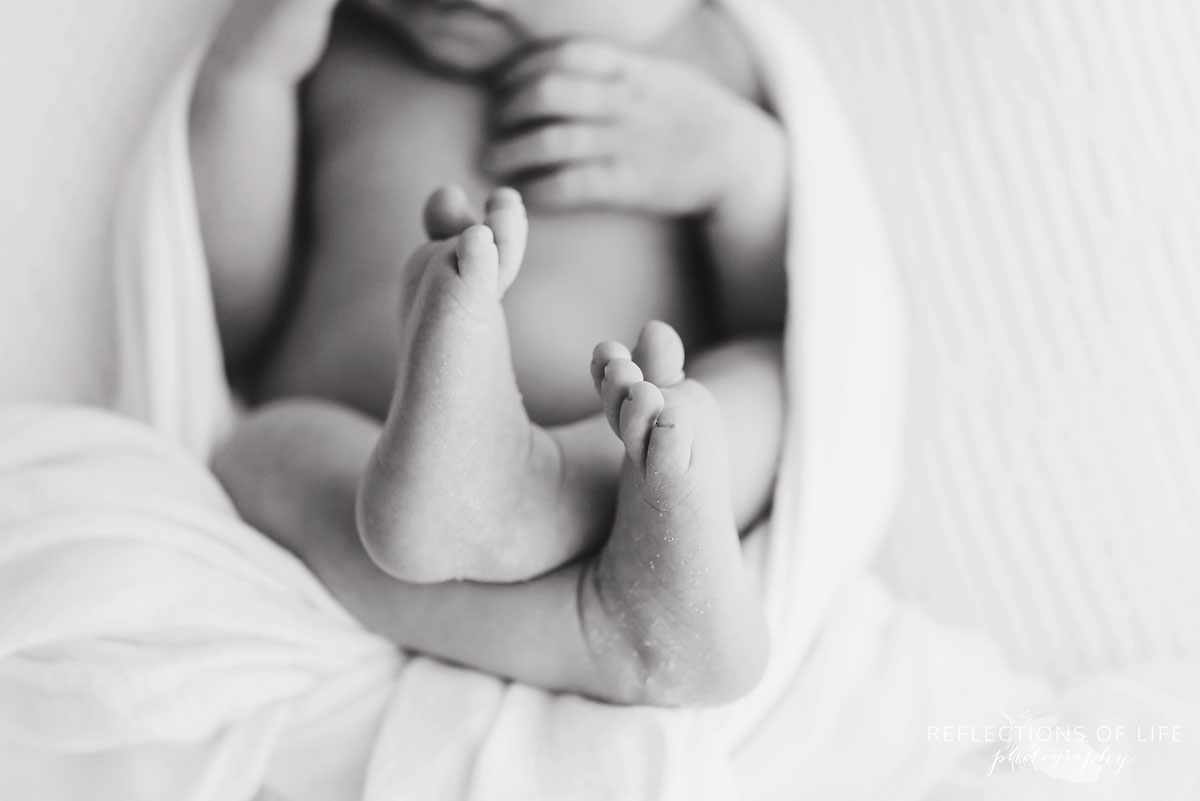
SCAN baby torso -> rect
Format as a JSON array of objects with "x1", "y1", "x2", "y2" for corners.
[{"x1": 258, "y1": 12, "x2": 732, "y2": 425}]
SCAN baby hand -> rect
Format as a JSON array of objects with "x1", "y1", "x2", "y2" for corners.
[{"x1": 485, "y1": 40, "x2": 775, "y2": 216}]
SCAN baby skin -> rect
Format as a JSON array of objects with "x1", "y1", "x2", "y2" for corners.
[
  {"x1": 199, "y1": 0, "x2": 788, "y2": 707},
  {"x1": 358, "y1": 186, "x2": 765, "y2": 701},
  {"x1": 362, "y1": 188, "x2": 739, "y2": 587}
]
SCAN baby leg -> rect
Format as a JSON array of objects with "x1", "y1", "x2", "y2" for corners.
[
  {"x1": 686, "y1": 336, "x2": 784, "y2": 530},
  {"x1": 218, "y1": 396, "x2": 756, "y2": 705}
]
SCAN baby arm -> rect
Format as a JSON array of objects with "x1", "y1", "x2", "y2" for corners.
[
  {"x1": 700, "y1": 103, "x2": 788, "y2": 335},
  {"x1": 484, "y1": 39, "x2": 788, "y2": 336},
  {"x1": 190, "y1": 0, "x2": 336, "y2": 368}
]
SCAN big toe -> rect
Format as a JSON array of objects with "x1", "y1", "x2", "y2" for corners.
[
  {"x1": 633, "y1": 321, "x2": 686, "y2": 387},
  {"x1": 424, "y1": 184, "x2": 479, "y2": 239},
  {"x1": 484, "y1": 187, "x2": 528, "y2": 290},
  {"x1": 485, "y1": 186, "x2": 524, "y2": 213}
]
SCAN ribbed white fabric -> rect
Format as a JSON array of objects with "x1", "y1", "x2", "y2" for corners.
[{"x1": 780, "y1": 0, "x2": 1200, "y2": 683}]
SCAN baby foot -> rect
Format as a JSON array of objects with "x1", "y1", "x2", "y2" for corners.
[
  {"x1": 358, "y1": 187, "x2": 566, "y2": 582},
  {"x1": 580, "y1": 322, "x2": 769, "y2": 705}
]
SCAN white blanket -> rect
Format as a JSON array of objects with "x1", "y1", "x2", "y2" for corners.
[{"x1": 11, "y1": 1, "x2": 1183, "y2": 798}]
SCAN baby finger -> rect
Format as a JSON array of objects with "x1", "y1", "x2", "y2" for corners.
[
  {"x1": 496, "y1": 73, "x2": 622, "y2": 130},
  {"x1": 484, "y1": 123, "x2": 614, "y2": 178},
  {"x1": 517, "y1": 162, "x2": 634, "y2": 212}
]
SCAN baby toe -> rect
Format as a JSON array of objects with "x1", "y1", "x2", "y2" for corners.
[
  {"x1": 619, "y1": 381, "x2": 665, "y2": 471},
  {"x1": 633, "y1": 321, "x2": 686, "y2": 387},
  {"x1": 591, "y1": 340, "x2": 632, "y2": 394},
  {"x1": 424, "y1": 184, "x2": 478, "y2": 239},
  {"x1": 645, "y1": 401, "x2": 695, "y2": 499},
  {"x1": 483, "y1": 190, "x2": 528, "y2": 290},
  {"x1": 600, "y1": 358, "x2": 644, "y2": 436},
  {"x1": 455, "y1": 224, "x2": 500, "y2": 290},
  {"x1": 485, "y1": 186, "x2": 524, "y2": 212}
]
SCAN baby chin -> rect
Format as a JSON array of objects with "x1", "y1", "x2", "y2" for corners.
[{"x1": 366, "y1": 0, "x2": 527, "y2": 75}]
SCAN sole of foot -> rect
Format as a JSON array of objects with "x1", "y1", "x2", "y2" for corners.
[
  {"x1": 581, "y1": 321, "x2": 769, "y2": 706},
  {"x1": 357, "y1": 186, "x2": 569, "y2": 583}
]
